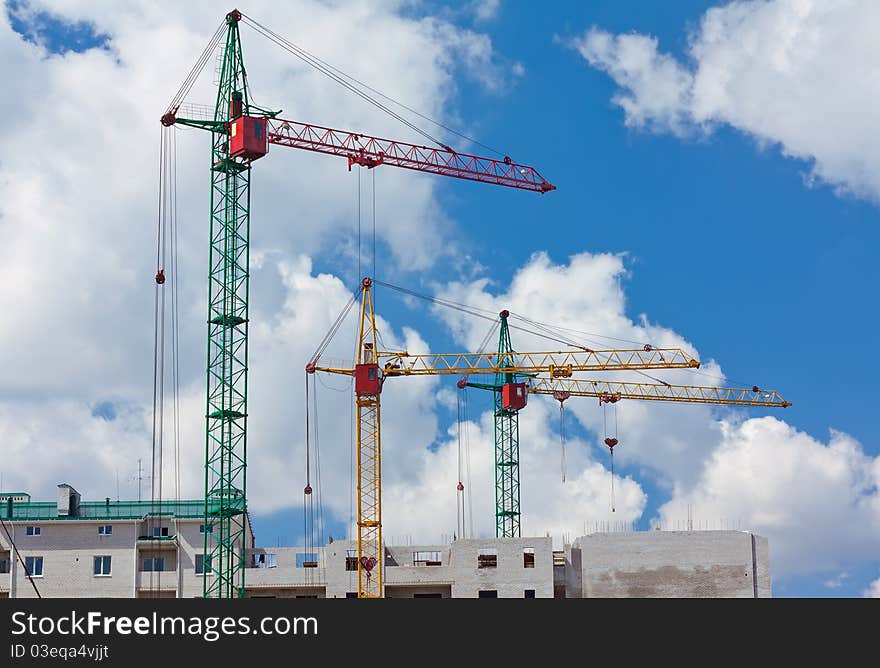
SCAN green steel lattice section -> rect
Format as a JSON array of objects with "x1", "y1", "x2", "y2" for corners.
[
  {"x1": 494, "y1": 313, "x2": 521, "y2": 538},
  {"x1": 203, "y1": 14, "x2": 251, "y2": 599}
]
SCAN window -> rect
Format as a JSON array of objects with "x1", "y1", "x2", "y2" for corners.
[
  {"x1": 195, "y1": 554, "x2": 212, "y2": 575},
  {"x1": 93, "y1": 556, "x2": 112, "y2": 576},
  {"x1": 345, "y1": 550, "x2": 358, "y2": 571},
  {"x1": 478, "y1": 590, "x2": 498, "y2": 598},
  {"x1": 152, "y1": 526, "x2": 169, "y2": 538},
  {"x1": 98, "y1": 525, "x2": 113, "y2": 536},
  {"x1": 296, "y1": 553, "x2": 318, "y2": 568},
  {"x1": 0, "y1": 558, "x2": 9, "y2": 574},
  {"x1": 477, "y1": 548, "x2": 497, "y2": 569},
  {"x1": 255, "y1": 553, "x2": 277, "y2": 569},
  {"x1": 199, "y1": 524, "x2": 213, "y2": 534},
  {"x1": 24, "y1": 556, "x2": 43, "y2": 577},
  {"x1": 142, "y1": 557, "x2": 165, "y2": 572},
  {"x1": 345, "y1": 592, "x2": 358, "y2": 598},
  {"x1": 412, "y1": 551, "x2": 441, "y2": 566},
  {"x1": 25, "y1": 526, "x2": 41, "y2": 536},
  {"x1": 523, "y1": 547, "x2": 535, "y2": 568},
  {"x1": 524, "y1": 589, "x2": 536, "y2": 598}
]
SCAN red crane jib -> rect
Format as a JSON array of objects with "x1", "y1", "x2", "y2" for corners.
[{"x1": 262, "y1": 117, "x2": 555, "y2": 193}]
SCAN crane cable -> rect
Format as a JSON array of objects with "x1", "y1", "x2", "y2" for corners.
[
  {"x1": 304, "y1": 374, "x2": 313, "y2": 575},
  {"x1": 306, "y1": 292, "x2": 358, "y2": 369},
  {"x1": 456, "y1": 389, "x2": 466, "y2": 539},
  {"x1": 555, "y1": 392, "x2": 569, "y2": 484},
  {"x1": 241, "y1": 14, "x2": 505, "y2": 157},
  {"x1": 312, "y1": 375, "x2": 325, "y2": 559},
  {"x1": 241, "y1": 16, "x2": 443, "y2": 148},
  {"x1": 164, "y1": 20, "x2": 226, "y2": 116},
  {"x1": 149, "y1": 123, "x2": 172, "y2": 595},
  {"x1": 455, "y1": 386, "x2": 474, "y2": 539},
  {"x1": 373, "y1": 280, "x2": 653, "y2": 355},
  {"x1": 603, "y1": 403, "x2": 619, "y2": 513},
  {"x1": 150, "y1": 121, "x2": 184, "y2": 597},
  {"x1": 304, "y1": 372, "x2": 327, "y2": 582}
]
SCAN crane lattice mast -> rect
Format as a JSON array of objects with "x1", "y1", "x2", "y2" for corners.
[{"x1": 494, "y1": 310, "x2": 522, "y2": 537}]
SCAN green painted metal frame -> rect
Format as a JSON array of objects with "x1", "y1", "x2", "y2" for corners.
[
  {"x1": 493, "y1": 313, "x2": 521, "y2": 538},
  {"x1": 464, "y1": 312, "x2": 524, "y2": 537},
  {"x1": 169, "y1": 13, "x2": 280, "y2": 599},
  {"x1": 202, "y1": 14, "x2": 251, "y2": 599}
]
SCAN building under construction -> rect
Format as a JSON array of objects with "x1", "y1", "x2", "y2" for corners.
[
  {"x1": 0, "y1": 11, "x2": 789, "y2": 601},
  {"x1": 0, "y1": 484, "x2": 770, "y2": 598}
]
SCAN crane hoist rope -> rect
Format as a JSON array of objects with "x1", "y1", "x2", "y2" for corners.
[
  {"x1": 149, "y1": 121, "x2": 187, "y2": 596},
  {"x1": 554, "y1": 391, "x2": 570, "y2": 484},
  {"x1": 602, "y1": 399, "x2": 620, "y2": 513}
]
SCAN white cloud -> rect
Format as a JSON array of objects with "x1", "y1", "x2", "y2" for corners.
[
  {"x1": 0, "y1": 2, "x2": 503, "y2": 507},
  {"x1": 574, "y1": 0, "x2": 880, "y2": 201},
  {"x1": 864, "y1": 578, "x2": 880, "y2": 598},
  {"x1": 434, "y1": 250, "x2": 730, "y2": 488},
  {"x1": 658, "y1": 417, "x2": 880, "y2": 577},
  {"x1": 430, "y1": 251, "x2": 879, "y2": 579},
  {"x1": 383, "y1": 390, "x2": 646, "y2": 544},
  {"x1": 824, "y1": 571, "x2": 848, "y2": 589},
  {"x1": 471, "y1": 0, "x2": 501, "y2": 23}
]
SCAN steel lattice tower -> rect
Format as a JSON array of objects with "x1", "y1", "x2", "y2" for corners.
[
  {"x1": 494, "y1": 311, "x2": 521, "y2": 537},
  {"x1": 203, "y1": 12, "x2": 251, "y2": 598}
]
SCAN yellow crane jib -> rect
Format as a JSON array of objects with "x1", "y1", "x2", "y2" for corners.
[
  {"x1": 375, "y1": 347, "x2": 700, "y2": 377},
  {"x1": 528, "y1": 377, "x2": 791, "y2": 407}
]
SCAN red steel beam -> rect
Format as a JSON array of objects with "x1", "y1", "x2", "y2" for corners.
[{"x1": 266, "y1": 118, "x2": 555, "y2": 193}]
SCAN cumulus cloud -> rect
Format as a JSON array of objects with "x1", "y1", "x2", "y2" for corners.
[
  {"x1": 471, "y1": 0, "x2": 501, "y2": 23},
  {"x1": 658, "y1": 417, "x2": 880, "y2": 576},
  {"x1": 864, "y1": 578, "x2": 880, "y2": 598},
  {"x1": 573, "y1": 0, "x2": 880, "y2": 201},
  {"x1": 0, "y1": 1, "x2": 504, "y2": 506},
  {"x1": 434, "y1": 250, "x2": 730, "y2": 487},
  {"x1": 427, "y1": 251, "x2": 879, "y2": 578},
  {"x1": 383, "y1": 388, "x2": 646, "y2": 544}
]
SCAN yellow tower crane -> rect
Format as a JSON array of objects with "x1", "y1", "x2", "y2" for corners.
[{"x1": 307, "y1": 278, "x2": 790, "y2": 597}]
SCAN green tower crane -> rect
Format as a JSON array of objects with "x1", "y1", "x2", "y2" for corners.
[
  {"x1": 161, "y1": 10, "x2": 279, "y2": 597},
  {"x1": 462, "y1": 310, "x2": 525, "y2": 537}
]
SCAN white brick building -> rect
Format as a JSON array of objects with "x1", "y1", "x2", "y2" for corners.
[{"x1": 0, "y1": 484, "x2": 771, "y2": 598}]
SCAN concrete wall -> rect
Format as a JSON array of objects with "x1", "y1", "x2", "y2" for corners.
[
  {"x1": 242, "y1": 537, "x2": 554, "y2": 598},
  {"x1": 0, "y1": 516, "x2": 251, "y2": 599},
  {"x1": 1, "y1": 523, "x2": 771, "y2": 598},
  {"x1": 572, "y1": 531, "x2": 771, "y2": 598},
  {"x1": 0, "y1": 520, "x2": 140, "y2": 598}
]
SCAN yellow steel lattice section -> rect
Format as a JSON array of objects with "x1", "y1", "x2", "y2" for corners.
[
  {"x1": 375, "y1": 347, "x2": 699, "y2": 377},
  {"x1": 529, "y1": 377, "x2": 791, "y2": 407},
  {"x1": 356, "y1": 396, "x2": 382, "y2": 597},
  {"x1": 355, "y1": 279, "x2": 383, "y2": 598}
]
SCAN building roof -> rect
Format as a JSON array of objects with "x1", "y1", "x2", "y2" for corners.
[{"x1": 0, "y1": 499, "x2": 210, "y2": 521}]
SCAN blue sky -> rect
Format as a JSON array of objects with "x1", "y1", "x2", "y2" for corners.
[
  {"x1": 260, "y1": 1, "x2": 879, "y2": 596},
  {"x1": 4, "y1": 1, "x2": 878, "y2": 598}
]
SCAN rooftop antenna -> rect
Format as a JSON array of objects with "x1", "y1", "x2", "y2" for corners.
[{"x1": 128, "y1": 458, "x2": 151, "y2": 502}]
